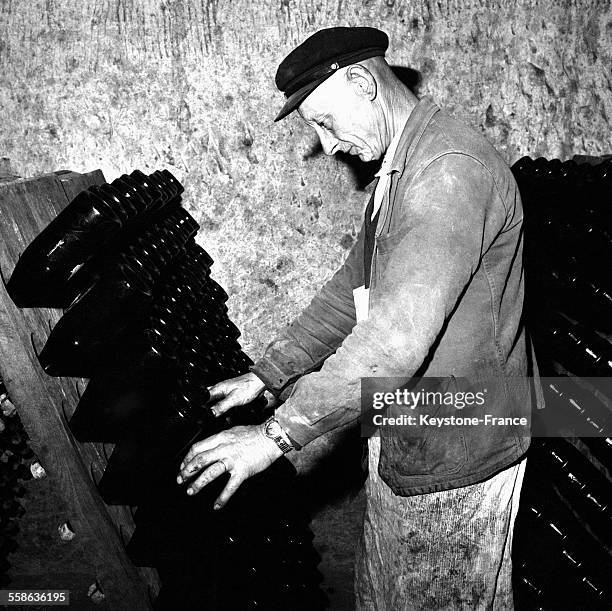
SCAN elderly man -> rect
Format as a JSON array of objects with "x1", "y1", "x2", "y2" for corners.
[{"x1": 178, "y1": 27, "x2": 542, "y2": 609}]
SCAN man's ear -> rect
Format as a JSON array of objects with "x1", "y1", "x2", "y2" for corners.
[{"x1": 345, "y1": 64, "x2": 377, "y2": 101}]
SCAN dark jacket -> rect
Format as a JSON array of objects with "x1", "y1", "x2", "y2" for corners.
[{"x1": 251, "y1": 96, "x2": 545, "y2": 495}]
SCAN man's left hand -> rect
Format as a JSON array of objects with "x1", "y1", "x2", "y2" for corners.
[{"x1": 177, "y1": 424, "x2": 284, "y2": 509}]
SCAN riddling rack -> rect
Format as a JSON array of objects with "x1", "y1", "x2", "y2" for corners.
[
  {"x1": 0, "y1": 169, "x2": 326, "y2": 610},
  {"x1": 511, "y1": 155, "x2": 612, "y2": 610}
]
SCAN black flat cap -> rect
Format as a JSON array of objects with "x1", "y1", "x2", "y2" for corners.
[{"x1": 274, "y1": 26, "x2": 389, "y2": 122}]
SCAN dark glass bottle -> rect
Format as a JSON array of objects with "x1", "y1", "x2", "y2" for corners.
[
  {"x1": 129, "y1": 170, "x2": 165, "y2": 214},
  {"x1": 540, "y1": 313, "x2": 612, "y2": 377},
  {"x1": 536, "y1": 441, "x2": 611, "y2": 547},
  {"x1": 90, "y1": 183, "x2": 136, "y2": 222},
  {"x1": 544, "y1": 260, "x2": 612, "y2": 332},
  {"x1": 147, "y1": 171, "x2": 181, "y2": 210},
  {"x1": 38, "y1": 263, "x2": 153, "y2": 377},
  {"x1": 159, "y1": 207, "x2": 199, "y2": 241},
  {"x1": 169, "y1": 377, "x2": 212, "y2": 422},
  {"x1": 160, "y1": 169, "x2": 185, "y2": 196},
  {"x1": 117, "y1": 220, "x2": 189, "y2": 282},
  {"x1": 180, "y1": 244, "x2": 214, "y2": 276},
  {"x1": 69, "y1": 327, "x2": 179, "y2": 442},
  {"x1": 7, "y1": 190, "x2": 123, "y2": 308},
  {"x1": 110, "y1": 175, "x2": 150, "y2": 216}
]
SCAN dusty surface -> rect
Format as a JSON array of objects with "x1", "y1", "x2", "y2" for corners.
[
  {"x1": 1, "y1": 1, "x2": 611, "y2": 608},
  {"x1": 1, "y1": 1, "x2": 610, "y2": 359}
]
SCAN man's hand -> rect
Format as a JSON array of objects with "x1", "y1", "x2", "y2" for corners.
[
  {"x1": 176, "y1": 424, "x2": 283, "y2": 509},
  {"x1": 207, "y1": 372, "x2": 267, "y2": 417}
]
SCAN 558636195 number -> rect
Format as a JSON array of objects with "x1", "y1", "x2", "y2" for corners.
[{"x1": 0, "y1": 590, "x2": 69, "y2": 605}]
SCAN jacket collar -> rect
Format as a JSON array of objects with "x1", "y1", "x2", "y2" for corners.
[{"x1": 388, "y1": 95, "x2": 440, "y2": 176}]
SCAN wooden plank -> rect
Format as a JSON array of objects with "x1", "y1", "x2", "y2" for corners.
[
  {"x1": 55, "y1": 169, "x2": 106, "y2": 201},
  {"x1": 0, "y1": 171, "x2": 158, "y2": 609}
]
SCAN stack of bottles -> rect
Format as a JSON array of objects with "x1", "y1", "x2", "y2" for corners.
[
  {"x1": 514, "y1": 156, "x2": 612, "y2": 335},
  {"x1": 0, "y1": 380, "x2": 33, "y2": 588},
  {"x1": 511, "y1": 156, "x2": 612, "y2": 609},
  {"x1": 5, "y1": 170, "x2": 326, "y2": 610}
]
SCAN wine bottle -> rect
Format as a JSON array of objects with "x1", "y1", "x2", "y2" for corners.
[
  {"x1": 6, "y1": 189, "x2": 123, "y2": 307},
  {"x1": 38, "y1": 263, "x2": 153, "y2": 377}
]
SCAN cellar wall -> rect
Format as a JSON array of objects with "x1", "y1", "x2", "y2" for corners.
[
  {"x1": 1, "y1": 0, "x2": 610, "y2": 362},
  {"x1": 1, "y1": 2, "x2": 611, "y2": 606}
]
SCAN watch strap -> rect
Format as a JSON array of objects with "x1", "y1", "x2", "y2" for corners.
[{"x1": 264, "y1": 416, "x2": 294, "y2": 453}]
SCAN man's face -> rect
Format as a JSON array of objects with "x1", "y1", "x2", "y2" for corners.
[{"x1": 297, "y1": 69, "x2": 383, "y2": 162}]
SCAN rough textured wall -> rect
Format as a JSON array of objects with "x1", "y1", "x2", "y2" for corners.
[
  {"x1": 1, "y1": 0, "x2": 611, "y2": 361},
  {"x1": 2, "y1": 2, "x2": 610, "y2": 606}
]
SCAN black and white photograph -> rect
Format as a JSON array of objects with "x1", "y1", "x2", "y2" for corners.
[{"x1": 0, "y1": 1, "x2": 610, "y2": 609}]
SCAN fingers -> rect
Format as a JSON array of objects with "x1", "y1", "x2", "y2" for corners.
[
  {"x1": 208, "y1": 373, "x2": 249, "y2": 402},
  {"x1": 176, "y1": 424, "x2": 277, "y2": 510},
  {"x1": 181, "y1": 434, "x2": 224, "y2": 467},
  {"x1": 207, "y1": 374, "x2": 266, "y2": 418},
  {"x1": 178, "y1": 451, "x2": 212, "y2": 483},
  {"x1": 263, "y1": 389, "x2": 280, "y2": 410},
  {"x1": 207, "y1": 382, "x2": 228, "y2": 401},
  {"x1": 207, "y1": 381, "x2": 242, "y2": 417},
  {"x1": 214, "y1": 472, "x2": 244, "y2": 510},
  {"x1": 186, "y1": 460, "x2": 228, "y2": 496},
  {"x1": 210, "y1": 396, "x2": 236, "y2": 417}
]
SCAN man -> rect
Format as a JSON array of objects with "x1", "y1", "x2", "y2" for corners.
[{"x1": 177, "y1": 27, "x2": 543, "y2": 609}]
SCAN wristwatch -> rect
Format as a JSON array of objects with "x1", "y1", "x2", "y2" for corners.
[{"x1": 263, "y1": 416, "x2": 294, "y2": 454}]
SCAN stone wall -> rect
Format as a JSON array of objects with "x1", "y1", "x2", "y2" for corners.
[
  {"x1": 1, "y1": 0, "x2": 610, "y2": 359},
  {"x1": 1, "y1": 3, "x2": 610, "y2": 605}
]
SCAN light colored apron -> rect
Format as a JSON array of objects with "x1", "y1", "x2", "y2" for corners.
[{"x1": 354, "y1": 433, "x2": 526, "y2": 610}]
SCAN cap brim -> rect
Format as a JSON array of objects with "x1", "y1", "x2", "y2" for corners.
[{"x1": 274, "y1": 74, "x2": 330, "y2": 122}]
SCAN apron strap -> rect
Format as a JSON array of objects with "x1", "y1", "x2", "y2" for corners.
[{"x1": 364, "y1": 178, "x2": 381, "y2": 289}]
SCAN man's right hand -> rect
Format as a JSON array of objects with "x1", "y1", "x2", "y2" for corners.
[{"x1": 207, "y1": 372, "x2": 267, "y2": 417}]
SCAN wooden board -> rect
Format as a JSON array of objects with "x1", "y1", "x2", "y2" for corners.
[{"x1": 0, "y1": 171, "x2": 159, "y2": 609}]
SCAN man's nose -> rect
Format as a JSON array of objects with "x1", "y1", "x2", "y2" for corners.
[{"x1": 318, "y1": 131, "x2": 339, "y2": 156}]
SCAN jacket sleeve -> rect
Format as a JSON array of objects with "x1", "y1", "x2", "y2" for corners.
[
  {"x1": 249, "y1": 220, "x2": 367, "y2": 400},
  {"x1": 273, "y1": 153, "x2": 508, "y2": 447}
]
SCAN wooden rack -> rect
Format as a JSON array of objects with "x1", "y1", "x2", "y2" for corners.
[{"x1": 0, "y1": 169, "x2": 159, "y2": 609}]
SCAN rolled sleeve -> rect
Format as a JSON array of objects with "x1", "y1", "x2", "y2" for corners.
[{"x1": 274, "y1": 153, "x2": 507, "y2": 447}]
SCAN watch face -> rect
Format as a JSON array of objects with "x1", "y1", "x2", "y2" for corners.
[{"x1": 265, "y1": 419, "x2": 282, "y2": 438}]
